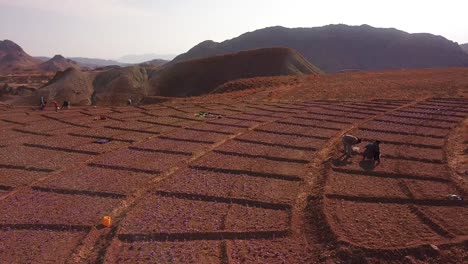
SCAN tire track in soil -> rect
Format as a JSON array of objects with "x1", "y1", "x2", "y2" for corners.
[{"x1": 67, "y1": 104, "x2": 295, "y2": 263}]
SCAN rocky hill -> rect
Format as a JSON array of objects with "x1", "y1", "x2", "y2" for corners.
[
  {"x1": 461, "y1": 43, "x2": 468, "y2": 54},
  {"x1": 0, "y1": 40, "x2": 41, "y2": 72},
  {"x1": 25, "y1": 48, "x2": 320, "y2": 105},
  {"x1": 38, "y1": 55, "x2": 80, "y2": 72},
  {"x1": 150, "y1": 47, "x2": 322, "y2": 97},
  {"x1": 171, "y1": 24, "x2": 468, "y2": 72}
]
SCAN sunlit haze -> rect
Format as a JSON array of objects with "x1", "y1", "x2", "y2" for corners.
[{"x1": 1, "y1": 0, "x2": 467, "y2": 59}]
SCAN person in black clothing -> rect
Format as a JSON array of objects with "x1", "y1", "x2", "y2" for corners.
[
  {"x1": 61, "y1": 101, "x2": 70, "y2": 109},
  {"x1": 362, "y1": 140, "x2": 381, "y2": 164}
]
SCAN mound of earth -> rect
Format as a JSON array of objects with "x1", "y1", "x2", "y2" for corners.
[
  {"x1": 171, "y1": 24, "x2": 468, "y2": 72},
  {"x1": 91, "y1": 66, "x2": 152, "y2": 105},
  {"x1": 38, "y1": 55, "x2": 80, "y2": 72},
  {"x1": 35, "y1": 68, "x2": 94, "y2": 105},
  {"x1": 0, "y1": 40, "x2": 41, "y2": 73},
  {"x1": 461, "y1": 43, "x2": 468, "y2": 54},
  {"x1": 150, "y1": 47, "x2": 321, "y2": 97}
]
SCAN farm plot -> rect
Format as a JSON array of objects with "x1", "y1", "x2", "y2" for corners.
[
  {"x1": 33, "y1": 165, "x2": 159, "y2": 195},
  {"x1": 192, "y1": 152, "x2": 305, "y2": 181},
  {"x1": 0, "y1": 230, "x2": 87, "y2": 264},
  {"x1": 227, "y1": 237, "x2": 316, "y2": 264},
  {"x1": 331, "y1": 158, "x2": 449, "y2": 181},
  {"x1": 324, "y1": 199, "x2": 442, "y2": 249},
  {"x1": 322, "y1": 99, "x2": 467, "y2": 252},
  {"x1": 234, "y1": 130, "x2": 325, "y2": 152},
  {"x1": 105, "y1": 239, "x2": 223, "y2": 264},
  {"x1": 214, "y1": 139, "x2": 313, "y2": 162},
  {"x1": 154, "y1": 168, "x2": 300, "y2": 204},
  {"x1": 0, "y1": 190, "x2": 121, "y2": 226},
  {"x1": 325, "y1": 171, "x2": 408, "y2": 199},
  {"x1": 359, "y1": 122, "x2": 449, "y2": 138}
]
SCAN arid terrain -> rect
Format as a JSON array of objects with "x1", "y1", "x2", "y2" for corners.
[{"x1": 0, "y1": 75, "x2": 467, "y2": 263}]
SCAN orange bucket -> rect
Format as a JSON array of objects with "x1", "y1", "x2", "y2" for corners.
[{"x1": 102, "y1": 216, "x2": 112, "y2": 227}]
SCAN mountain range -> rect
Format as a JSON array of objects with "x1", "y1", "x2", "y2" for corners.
[
  {"x1": 172, "y1": 24, "x2": 468, "y2": 72},
  {"x1": 24, "y1": 47, "x2": 318, "y2": 105},
  {"x1": 461, "y1": 43, "x2": 468, "y2": 54}
]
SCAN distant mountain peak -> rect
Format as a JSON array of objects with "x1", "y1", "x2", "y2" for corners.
[
  {"x1": 0, "y1": 39, "x2": 24, "y2": 53},
  {"x1": 51, "y1": 54, "x2": 66, "y2": 60}
]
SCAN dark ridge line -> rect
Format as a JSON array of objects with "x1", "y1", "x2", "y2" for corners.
[
  {"x1": 158, "y1": 136, "x2": 215, "y2": 144},
  {"x1": 359, "y1": 127, "x2": 446, "y2": 139},
  {"x1": 335, "y1": 104, "x2": 387, "y2": 112},
  {"x1": 67, "y1": 133, "x2": 135, "y2": 143},
  {"x1": 239, "y1": 112, "x2": 278, "y2": 118},
  {"x1": 0, "y1": 224, "x2": 92, "y2": 232},
  {"x1": 306, "y1": 111, "x2": 367, "y2": 119},
  {"x1": 140, "y1": 112, "x2": 159, "y2": 118},
  {"x1": 133, "y1": 105, "x2": 149, "y2": 111},
  {"x1": 292, "y1": 115, "x2": 354, "y2": 124},
  {"x1": 103, "y1": 116, "x2": 125, "y2": 122},
  {"x1": 118, "y1": 230, "x2": 290, "y2": 242},
  {"x1": 104, "y1": 126, "x2": 160, "y2": 135},
  {"x1": 110, "y1": 108, "x2": 123, "y2": 113},
  {"x1": 277, "y1": 121, "x2": 342, "y2": 131},
  {"x1": 430, "y1": 97, "x2": 468, "y2": 102},
  {"x1": 372, "y1": 99, "x2": 411, "y2": 103},
  {"x1": 245, "y1": 105, "x2": 297, "y2": 114},
  {"x1": 213, "y1": 150, "x2": 309, "y2": 164},
  {"x1": 331, "y1": 168, "x2": 449, "y2": 183},
  {"x1": 398, "y1": 109, "x2": 467, "y2": 118},
  {"x1": 419, "y1": 102, "x2": 468, "y2": 109},
  {"x1": 23, "y1": 143, "x2": 100, "y2": 156},
  {"x1": 373, "y1": 119, "x2": 453, "y2": 129},
  {"x1": 234, "y1": 138, "x2": 318, "y2": 151},
  {"x1": 137, "y1": 119, "x2": 182, "y2": 128},
  {"x1": 185, "y1": 127, "x2": 234, "y2": 135},
  {"x1": 0, "y1": 118, "x2": 27, "y2": 125},
  {"x1": 0, "y1": 145, "x2": 6, "y2": 148},
  {"x1": 79, "y1": 111, "x2": 94, "y2": 116},
  {"x1": 0, "y1": 185, "x2": 14, "y2": 191},
  {"x1": 12, "y1": 128, "x2": 53, "y2": 137},
  {"x1": 190, "y1": 165, "x2": 303, "y2": 182},
  {"x1": 40, "y1": 115, "x2": 90, "y2": 128},
  {"x1": 128, "y1": 146, "x2": 192, "y2": 156},
  {"x1": 0, "y1": 163, "x2": 54, "y2": 173},
  {"x1": 155, "y1": 191, "x2": 292, "y2": 210},
  {"x1": 317, "y1": 106, "x2": 377, "y2": 116},
  {"x1": 87, "y1": 163, "x2": 161, "y2": 175},
  {"x1": 263, "y1": 103, "x2": 308, "y2": 111},
  {"x1": 325, "y1": 194, "x2": 466, "y2": 207},
  {"x1": 205, "y1": 121, "x2": 251, "y2": 129},
  {"x1": 346, "y1": 103, "x2": 397, "y2": 110},
  {"x1": 387, "y1": 113, "x2": 459, "y2": 123},
  {"x1": 382, "y1": 155, "x2": 444, "y2": 164},
  {"x1": 168, "y1": 115, "x2": 202, "y2": 122},
  {"x1": 360, "y1": 138, "x2": 442, "y2": 149},
  {"x1": 223, "y1": 116, "x2": 264, "y2": 123},
  {"x1": 426, "y1": 101, "x2": 468, "y2": 108},
  {"x1": 254, "y1": 128, "x2": 329, "y2": 140},
  {"x1": 223, "y1": 108, "x2": 244, "y2": 113},
  {"x1": 163, "y1": 105, "x2": 191, "y2": 113},
  {"x1": 32, "y1": 186, "x2": 126, "y2": 199},
  {"x1": 405, "y1": 105, "x2": 468, "y2": 117}
]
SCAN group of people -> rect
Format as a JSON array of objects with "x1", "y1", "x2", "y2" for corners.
[
  {"x1": 39, "y1": 97, "x2": 70, "y2": 112},
  {"x1": 342, "y1": 134, "x2": 381, "y2": 164}
]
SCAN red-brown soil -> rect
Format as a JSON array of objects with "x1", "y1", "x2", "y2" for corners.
[{"x1": 0, "y1": 92, "x2": 466, "y2": 263}]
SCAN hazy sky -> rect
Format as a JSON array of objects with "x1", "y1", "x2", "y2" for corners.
[{"x1": 1, "y1": 0, "x2": 467, "y2": 59}]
